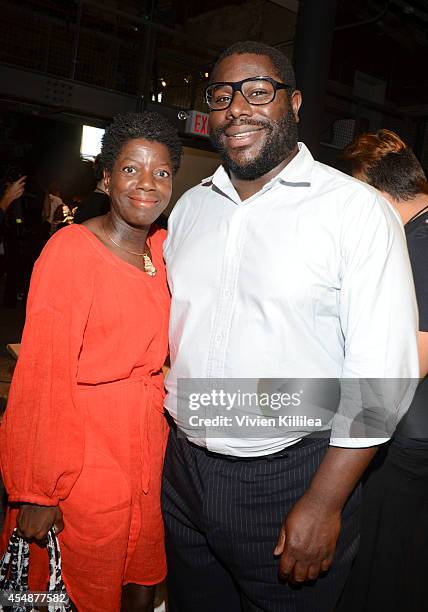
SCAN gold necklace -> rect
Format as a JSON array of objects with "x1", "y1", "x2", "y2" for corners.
[{"x1": 105, "y1": 232, "x2": 157, "y2": 276}]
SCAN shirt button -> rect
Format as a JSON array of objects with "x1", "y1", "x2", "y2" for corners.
[{"x1": 215, "y1": 334, "x2": 223, "y2": 345}]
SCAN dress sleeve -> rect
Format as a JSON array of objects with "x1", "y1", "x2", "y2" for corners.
[{"x1": 0, "y1": 227, "x2": 94, "y2": 505}]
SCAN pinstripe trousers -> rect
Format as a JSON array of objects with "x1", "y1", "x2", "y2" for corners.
[{"x1": 162, "y1": 426, "x2": 360, "y2": 612}]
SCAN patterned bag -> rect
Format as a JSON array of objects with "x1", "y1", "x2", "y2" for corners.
[{"x1": 0, "y1": 528, "x2": 71, "y2": 612}]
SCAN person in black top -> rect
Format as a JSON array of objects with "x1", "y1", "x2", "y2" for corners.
[
  {"x1": 1, "y1": 170, "x2": 48, "y2": 307},
  {"x1": 0, "y1": 175, "x2": 26, "y2": 222},
  {"x1": 338, "y1": 129, "x2": 428, "y2": 612},
  {"x1": 74, "y1": 154, "x2": 110, "y2": 224},
  {"x1": 0, "y1": 175, "x2": 26, "y2": 285}
]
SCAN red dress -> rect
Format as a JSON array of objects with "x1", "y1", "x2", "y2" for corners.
[{"x1": 0, "y1": 224, "x2": 170, "y2": 611}]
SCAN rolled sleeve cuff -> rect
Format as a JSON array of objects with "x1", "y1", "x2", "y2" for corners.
[
  {"x1": 6, "y1": 493, "x2": 59, "y2": 506},
  {"x1": 329, "y1": 436, "x2": 390, "y2": 448}
]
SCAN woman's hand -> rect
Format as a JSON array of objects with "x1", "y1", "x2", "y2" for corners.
[{"x1": 16, "y1": 503, "x2": 64, "y2": 541}]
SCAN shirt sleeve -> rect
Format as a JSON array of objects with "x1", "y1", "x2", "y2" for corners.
[
  {"x1": 330, "y1": 191, "x2": 419, "y2": 448},
  {"x1": 0, "y1": 228, "x2": 94, "y2": 505}
]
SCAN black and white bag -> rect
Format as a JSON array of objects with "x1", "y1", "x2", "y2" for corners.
[{"x1": 0, "y1": 528, "x2": 71, "y2": 612}]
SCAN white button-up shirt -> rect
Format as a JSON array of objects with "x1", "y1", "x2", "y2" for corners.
[{"x1": 164, "y1": 143, "x2": 419, "y2": 456}]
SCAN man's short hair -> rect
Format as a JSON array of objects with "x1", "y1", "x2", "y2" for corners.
[
  {"x1": 343, "y1": 129, "x2": 428, "y2": 201},
  {"x1": 211, "y1": 41, "x2": 296, "y2": 91}
]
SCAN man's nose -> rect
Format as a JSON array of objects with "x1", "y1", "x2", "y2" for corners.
[{"x1": 226, "y1": 91, "x2": 253, "y2": 119}]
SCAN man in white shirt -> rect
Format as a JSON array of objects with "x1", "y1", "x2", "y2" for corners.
[{"x1": 162, "y1": 41, "x2": 419, "y2": 612}]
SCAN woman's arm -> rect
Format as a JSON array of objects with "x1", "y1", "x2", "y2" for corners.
[{"x1": 0, "y1": 229, "x2": 94, "y2": 521}]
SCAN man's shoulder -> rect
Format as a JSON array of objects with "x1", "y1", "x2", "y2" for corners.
[
  {"x1": 183, "y1": 182, "x2": 210, "y2": 199},
  {"x1": 169, "y1": 174, "x2": 217, "y2": 219},
  {"x1": 182, "y1": 175, "x2": 216, "y2": 199},
  {"x1": 311, "y1": 158, "x2": 392, "y2": 216},
  {"x1": 312, "y1": 159, "x2": 375, "y2": 197}
]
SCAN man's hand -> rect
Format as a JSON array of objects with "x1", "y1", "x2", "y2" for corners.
[
  {"x1": 16, "y1": 503, "x2": 64, "y2": 541},
  {"x1": 274, "y1": 490, "x2": 341, "y2": 583},
  {"x1": 273, "y1": 445, "x2": 379, "y2": 584},
  {"x1": 0, "y1": 176, "x2": 26, "y2": 210}
]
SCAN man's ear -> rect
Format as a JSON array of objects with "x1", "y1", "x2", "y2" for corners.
[{"x1": 290, "y1": 90, "x2": 302, "y2": 123}]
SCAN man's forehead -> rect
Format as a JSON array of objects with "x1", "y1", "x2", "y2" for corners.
[{"x1": 211, "y1": 53, "x2": 278, "y2": 83}]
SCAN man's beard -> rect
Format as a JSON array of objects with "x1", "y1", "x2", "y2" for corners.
[{"x1": 209, "y1": 108, "x2": 298, "y2": 180}]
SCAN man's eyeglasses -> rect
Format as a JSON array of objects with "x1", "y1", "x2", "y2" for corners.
[{"x1": 205, "y1": 76, "x2": 291, "y2": 111}]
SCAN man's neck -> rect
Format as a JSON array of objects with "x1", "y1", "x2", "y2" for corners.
[{"x1": 230, "y1": 145, "x2": 299, "y2": 201}]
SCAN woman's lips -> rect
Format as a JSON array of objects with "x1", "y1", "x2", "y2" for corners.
[{"x1": 129, "y1": 196, "x2": 159, "y2": 209}]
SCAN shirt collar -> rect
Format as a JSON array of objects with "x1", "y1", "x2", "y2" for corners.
[
  {"x1": 276, "y1": 142, "x2": 314, "y2": 186},
  {"x1": 202, "y1": 142, "x2": 314, "y2": 200}
]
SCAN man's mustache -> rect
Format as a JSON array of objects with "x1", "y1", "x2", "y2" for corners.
[{"x1": 214, "y1": 119, "x2": 271, "y2": 135}]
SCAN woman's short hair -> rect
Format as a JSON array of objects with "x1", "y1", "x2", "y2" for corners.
[
  {"x1": 343, "y1": 129, "x2": 428, "y2": 201},
  {"x1": 100, "y1": 111, "x2": 182, "y2": 175}
]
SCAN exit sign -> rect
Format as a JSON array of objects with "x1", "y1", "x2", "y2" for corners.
[{"x1": 185, "y1": 110, "x2": 209, "y2": 138}]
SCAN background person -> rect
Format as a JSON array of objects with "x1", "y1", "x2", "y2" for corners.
[
  {"x1": 0, "y1": 175, "x2": 26, "y2": 279},
  {"x1": 1, "y1": 169, "x2": 49, "y2": 308},
  {"x1": 0, "y1": 175, "x2": 26, "y2": 221},
  {"x1": 338, "y1": 129, "x2": 428, "y2": 612},
  {"x1": 1, "y1": 171, "x2": 27, "y2": 307},
  {"x1": 0, "y1": 111, "x2": 182, "y2": 612},
  {"x1": 42, "y1": 182, "x2": 70, "y2": 235},
  {"x1": 73, "y1": 154, "x2": 110, "y2": 224}
]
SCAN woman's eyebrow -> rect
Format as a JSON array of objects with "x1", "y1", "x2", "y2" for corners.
[{"x1": 120, "y1": 157, "x2": 171, "y2": 166}]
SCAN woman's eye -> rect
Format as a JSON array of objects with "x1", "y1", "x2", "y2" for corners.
[
  {"x1": 123, "y1": 166, "x2": 136, "y2": 173},
  {"x1": 155, "y1": 169, "x2": 171, "y2": 178}
]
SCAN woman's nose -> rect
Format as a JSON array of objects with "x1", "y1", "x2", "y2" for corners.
[{"x1": 136, "y1": 171, "x2": 156, "y2": 190}]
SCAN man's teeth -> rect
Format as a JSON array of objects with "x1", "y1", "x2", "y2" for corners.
[{"x1": 231, "y1": 131, "x2": 256, "y2": 138}]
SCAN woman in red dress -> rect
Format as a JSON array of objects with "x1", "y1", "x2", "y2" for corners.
[{"x1": 0, "y1": 112, "x2": 182, "y2": 611}]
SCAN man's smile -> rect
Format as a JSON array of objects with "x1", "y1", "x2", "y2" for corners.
[
  {"x1": 223, "y1": 126, "x2": 266, "y2": 148},
  {"x1": 224, "y1": 125, "x2": 265, "y2": 137}
]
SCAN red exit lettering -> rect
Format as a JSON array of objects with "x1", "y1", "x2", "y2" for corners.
[{"x1": 193, "y1": 113, "x2": 208, "y2": 135}]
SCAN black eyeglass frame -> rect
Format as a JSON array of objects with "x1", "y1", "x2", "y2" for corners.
[{"x1": 205, "y1": 76, "x2": 291, "y2": 111}]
